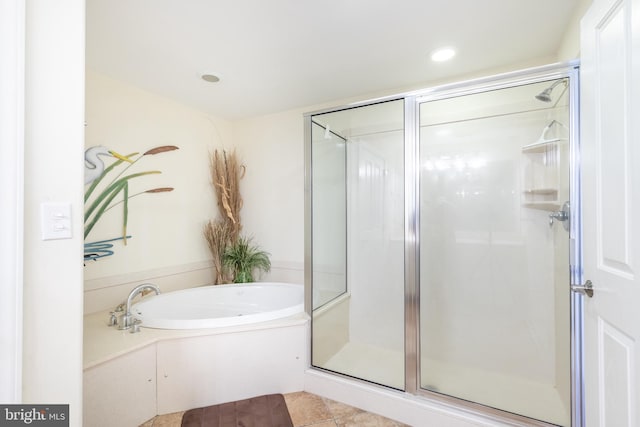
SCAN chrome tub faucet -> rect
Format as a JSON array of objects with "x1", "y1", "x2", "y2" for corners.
[{"x1": 111, "y1": 283, "x2": 160, "y2": 332}]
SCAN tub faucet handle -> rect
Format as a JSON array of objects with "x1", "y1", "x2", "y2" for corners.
[
  {"x1": 108, "y1": 311, "x2": 118, "y2": 327},
  {"x1": 130, "y1": 319, "x2": 142, "y2": 334}
]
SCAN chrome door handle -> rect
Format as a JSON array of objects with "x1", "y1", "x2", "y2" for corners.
[
  {"x1": 549, "y1": 201, "x2": 570, "y2": 231},
  {"x1": 571, "y1": 280, "x2": 594, "y2": 298}
]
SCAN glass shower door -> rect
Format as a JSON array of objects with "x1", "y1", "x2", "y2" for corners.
[
  {"x1": 310, "y1": 99, "x2": 405, "y2": 389},
  {"x1": 418, "y1": 80, "x2": 572, "y2": 426}
]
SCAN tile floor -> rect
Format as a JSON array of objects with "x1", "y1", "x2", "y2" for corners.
[{"x1": 140, "y1": 391, "x2": 409, "y2": 427}]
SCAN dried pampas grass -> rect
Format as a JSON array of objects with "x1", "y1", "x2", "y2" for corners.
[
  {"x1": 203, "y1": 219, "x2": 234, "y2": 285},
  {"x1": 205, "y1": 149, "x2": 245, "y2": 284},
  {"x1": 211, "y1": 149, "x2": 244, "y2": 242}
]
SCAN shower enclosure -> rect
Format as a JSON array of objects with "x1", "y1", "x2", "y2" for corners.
[{"x1": 305, "y1": 64, "x2": 581, "y2": 426}]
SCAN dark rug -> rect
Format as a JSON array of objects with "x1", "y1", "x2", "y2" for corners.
[{"x1": 181, "y1": 394, "x2": 294, "y2": 427}]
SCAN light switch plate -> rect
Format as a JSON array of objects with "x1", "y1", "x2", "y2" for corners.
[{"x1": 41, "y1": 202, "x2": 72, "y2": 240}]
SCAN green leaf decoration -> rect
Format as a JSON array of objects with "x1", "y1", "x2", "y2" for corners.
[
  {"x1": 84, "y1": 180, "x2": 127, "y2": 239},
  {"x1": 122, "y1": 181, "x2": 129, "y2": 244},
  {"x1": 85, "y1": 171, "x2": 161, "y2": 222},
  {"x1": 83, "y1": 145, "x2": 180, "y2": 258},
  {"x1": 84, "y1": 152, "x2": 138, "y2": 203}
]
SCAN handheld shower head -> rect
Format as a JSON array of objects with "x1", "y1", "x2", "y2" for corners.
[{"x1": 535, "y1": 79, "x2": 567, "y2": 103}]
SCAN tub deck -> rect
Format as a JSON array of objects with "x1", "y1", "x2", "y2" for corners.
[
  {"x1": 83, "y1": 310, "x2": 309, "y2": 426},
  {"x1": 83, "y1": 310, "x2": 309, "y2": 369}
]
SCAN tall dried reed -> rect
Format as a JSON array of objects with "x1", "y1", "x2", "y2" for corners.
[
  {"x1": 204, "y1": 149, "x2": 245, "y2": 283},
  {"x1": 203, "y1": 219, "x2": 233, "y2": 285},
  {"x1": 211, "y1": 149, "x2": 244, "y2": 242}
]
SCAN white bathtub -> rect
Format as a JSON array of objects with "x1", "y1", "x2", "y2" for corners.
[{"x1": 131, "y1": 282, "x2": 304, "y2": 329}]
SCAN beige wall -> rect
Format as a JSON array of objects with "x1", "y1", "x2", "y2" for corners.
[
  {"x1": 85, "y1": 71, "x2": 232, "y2": 279},
  {"x1": 83, "y1": 71, "x2": 235, "y2": 312},
  {"x1": 557, "y1": 0, "x2": 594, "y2": 61},
  {"x1": 84, "y1": 72, "x2": 311, "y2": 311},
  {"x1": 22, "y1": 0, "x2": 84, "y2": 425},
  {"x1": 233, "y1": 109, "x2": 307, "y2": 269}
]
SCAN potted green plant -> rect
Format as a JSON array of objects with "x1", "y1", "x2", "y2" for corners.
[{"x1": 222, "y1": 236, "x2": 271, "y2": 283}]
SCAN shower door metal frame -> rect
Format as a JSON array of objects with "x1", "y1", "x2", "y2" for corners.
[
  {"x1": 304, "y1": 60, "x2": 583, "y2": 427},
  {"x1": 407, "y1": 62, "x2": 583, "y2": 427}
]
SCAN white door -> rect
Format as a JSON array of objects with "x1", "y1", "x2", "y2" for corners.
[{"x1": 581, "y1": 0, "x2": 640, "y2": 425}]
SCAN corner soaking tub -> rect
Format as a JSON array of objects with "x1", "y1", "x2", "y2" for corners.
[{"x1": 131, "y1": 282, "x2": 304, "y2": 329}]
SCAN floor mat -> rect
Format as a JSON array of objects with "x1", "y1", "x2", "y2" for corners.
[{"x1": 181, "y1": 394, "x2": 293, "y2": 427}]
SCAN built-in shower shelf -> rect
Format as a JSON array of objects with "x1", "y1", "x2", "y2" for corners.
[
  {"x1": 521, "y1": 138, "x2": 566, "y2": 154},
  {"x1": 521, "y1": 134, "x2": 567, "y2": 211},
  {"x1": 523, "y1": 188, "x2": 558, "y2": 196},
  {"x1": 522, "y1": 188, "x2": 559, "y2": 210},
  {"x1": 523, "y1": 202, "x2": 562, "y2": 211}
]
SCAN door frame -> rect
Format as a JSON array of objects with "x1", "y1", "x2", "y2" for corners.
[
  {"x1": 0, "y1": 0, "x2": 25, "y2": 403},
  {"x1": 568, "y1": 64, "x2": 585, "y2": 427},
  {"x1": 410, "y1": 62, "x2": 583, "y2": 426}
]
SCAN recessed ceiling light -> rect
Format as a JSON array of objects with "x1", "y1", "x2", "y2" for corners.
[
  {"x1": 201, "y1": 74, "x2": 220, "y2": 83},
  {"x1": 430, "y1": 47, "x2": 456, "y2": 62}
]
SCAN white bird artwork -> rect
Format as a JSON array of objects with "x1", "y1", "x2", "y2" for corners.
[{"x1": 84, "y1": 145, "x2": 132, "y2": 185}]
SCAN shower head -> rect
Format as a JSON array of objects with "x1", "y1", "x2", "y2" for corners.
[
  {"x1": 535, "y1": 89, "x2": 554, "y2": 103},
  {"x1": 535, "y1": 79, "x2": 567, "y2": 103}
]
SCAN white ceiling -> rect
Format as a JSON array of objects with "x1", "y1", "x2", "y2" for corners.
[{"x1": 86, "y1": 0, "x2": 580, "y2": 120}]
